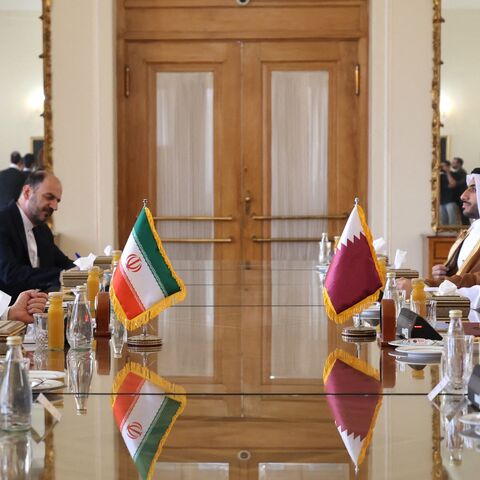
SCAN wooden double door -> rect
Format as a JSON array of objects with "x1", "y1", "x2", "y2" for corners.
[{"x1": 118, "y1": 3, "x2": 368, "y2": 262}]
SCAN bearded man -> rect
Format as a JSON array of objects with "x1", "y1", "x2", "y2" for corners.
[{"x1": 0, "y1": 170, "x2": 75, "y2": 302}]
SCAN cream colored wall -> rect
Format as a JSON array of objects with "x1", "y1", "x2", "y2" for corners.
[
  {"x1": 0, "y1": 10, "x2": 43, "y2": 167},
  {"x1": 369, "y1": 0, "x2": 432, "y2": 275},
  {"x1": 52, "y1": 0, "x2": 116, "y2": 258},
  {"x1": 52, "y1": 0, "x2": 432, "y2": 275}
]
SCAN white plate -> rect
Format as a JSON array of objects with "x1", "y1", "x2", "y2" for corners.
[
  {"x1": 395, "y1": 345, "x2": 444, "y2": 355},
  {"x1": 459, "y1": 413, "x2": 480, "y2": 427},
  {"x1": 29, "y1": 370, "x2": 65, "y2": 381},
  {"x1": 388, "y1": 339, "x2": 442, "y2": 347},
  {"x1": 31, "y1": 379, "x2": 64, "y2": 391},
  {"x1": 395, "y1": 356, "x2": 441, "y2": 366}
]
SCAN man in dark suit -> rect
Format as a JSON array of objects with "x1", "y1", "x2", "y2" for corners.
[
  {"x1": 0, "y1": 151, "x2": 26, "y2": 209},
  {"x1": 0, "y1": 170, "x2": 75, "y2": 302}
]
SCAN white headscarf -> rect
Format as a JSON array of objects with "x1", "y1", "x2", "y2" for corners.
[{"x1": 465, "y1": 173, "x2": 480, "y2": 217}]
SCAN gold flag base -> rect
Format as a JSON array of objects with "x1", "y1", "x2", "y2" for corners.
[
  {"x1": 127, "y1": 333, "x2": 163, "y2": 349},
  {"x1": 127, "y1": 325, "x2": 162, "y2": 350}
]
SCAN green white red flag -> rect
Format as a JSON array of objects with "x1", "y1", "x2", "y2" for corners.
[
  {"x1": 110, "y1": 206, "x2": 186, "y2": 330},
  {"x1": 112, "y1": 362, "x2": 186, "y2": 480},
  {"x1": 323, "y1": 202, "x2": 384, "y2": 323}
]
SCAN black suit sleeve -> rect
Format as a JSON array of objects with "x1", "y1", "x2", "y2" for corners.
[{"x1": 0, "y1": 217, "x2": 75, "y2": 300}]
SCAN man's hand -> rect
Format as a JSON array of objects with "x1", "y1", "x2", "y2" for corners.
[
  {"x1": 395, "y1": 278, "x2": 412, "y2": 297},
  {"x1": 431, "y1": 264, "x2": 448, "y2": 281},
  {"x1": 8, "y1": 290, "x2": 48, "y2": 324}
]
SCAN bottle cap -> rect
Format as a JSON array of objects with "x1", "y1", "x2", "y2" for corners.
[
  {"x1": 386, "y1": 272, "x2": 396, "y2": 278},
  {"x1": 449, "y1": 309, "x2": 463, "y2": 318},
  {"x1": 75, "y1": 285, "x2": 87, "y2": 292},
  {"x1": 88, "y1": 266, "x2": 101, "y2": 274},
  {"x1": 411, "y1": 278, "x2": 424, "y2": 285},
  {"x1": 48, "y1": 291, "x2": 64, "y2": 300},
  {"x1": 6, "y1": 336, "x2": 22, "y2": 346}
]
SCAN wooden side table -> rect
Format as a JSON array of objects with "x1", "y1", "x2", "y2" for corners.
[{"x1": 423, "y1": 235, "x2": 456, "y2": 277}]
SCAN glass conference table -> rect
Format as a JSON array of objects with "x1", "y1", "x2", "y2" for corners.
[{"x1": 7, "y1": 261, "x2": 480, "y2": 479}]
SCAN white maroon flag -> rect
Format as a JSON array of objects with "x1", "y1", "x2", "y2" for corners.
[
  {"x1": 112, "y1": 362, "x2": 186, "y2": 480},
  {"x1": 323, "y1": 201, "x2": 383, "y2": 323},
  {"x1": 110, "y1": 206, "x2": 186, "y2": 330},
  {"x1": 323, "y1": 349, "x2": 382, "y2": 470}
]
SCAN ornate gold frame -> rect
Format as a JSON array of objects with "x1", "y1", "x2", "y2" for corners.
[
  {"x1": 41, "y1": 0, "x2": 53, "y2": 171},
  {"x1": 431, "y1": 0, "x2": 442, "y2": 232},
  {"x1": 431, "y1": 0, "x2": 463, "y2": 232}
]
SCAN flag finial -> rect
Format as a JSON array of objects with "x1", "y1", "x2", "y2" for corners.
[
  {"x1": 143, "y1": 198, "x2": 148, "y2": 208},
  {"x1": 354, "y1": 197, "x2": 359, "y2": 206}
]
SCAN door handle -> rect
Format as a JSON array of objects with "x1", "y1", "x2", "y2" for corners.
[{"x1": 244, "y1": 191, "x2": 252, "y2": 215}]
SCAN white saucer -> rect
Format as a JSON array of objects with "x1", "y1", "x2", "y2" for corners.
[
  {"x1": 459, "y1": 413, "x2": 480, "y2": 427},
  {"x1": 395, "y1": 356, "x2": 441, "y2": 366},
  {"x1": 31, "y1": 379, "x2": 64, "y2": 391},
  {"x1": 395, "y1": 345, "x2": 444, "y2": 356},
  {"x1": 388, "y1": 339, "x2": 442, "y2": 347},
  {"x1": 29, "y1": 370, "x2": 65, "y2": 381}
]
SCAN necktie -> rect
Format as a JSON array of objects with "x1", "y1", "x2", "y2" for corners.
[{"x1": 27, "y1": 226, "x2": 39, "y2": 268}]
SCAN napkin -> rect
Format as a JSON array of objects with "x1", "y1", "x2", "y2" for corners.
[
  {"x1": 73, "y1": 253, "x2": 96, "y2": 270},
  {"x1": 438, "y1": 279, "x2": 458, "y2": 295},
  {"x1": 104, "y1": 245, "x2": 113, "y2": 256},
  {"x1": 458, "y1": 285, "x2": 480, "y2": 309},
  {"x1": 373, "y1": 237, "x2": 386, "y2": 255},
  {"x1": 393, "y1": 249, "x2": 407, "y2": 269}
]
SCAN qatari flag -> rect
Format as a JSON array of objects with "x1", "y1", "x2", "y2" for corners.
[
  {"x1": 323, "y1": 202, "x2": 383, "y2": 323},
  {"x1": 323, "y1": 349, "x2": 382, "y2": 470}
]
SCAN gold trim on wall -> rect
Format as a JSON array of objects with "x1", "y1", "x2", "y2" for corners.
[
  {"x1": 41, "y1": 0, "x2": 53, "y2": 171},
  {"x1": 431, "y1": 0, "x2": 462, "y2": 232},
  {"x1": 431, "y1": 0, "x2": 442, "y2": 233}
]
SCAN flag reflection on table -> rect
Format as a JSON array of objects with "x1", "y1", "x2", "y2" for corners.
[
  {"x1": 323, "y1": 349, "x2": 382, "y2": 471},
  {"x1": 111, "y1": 362, "x2": 186, "y2": 480}
]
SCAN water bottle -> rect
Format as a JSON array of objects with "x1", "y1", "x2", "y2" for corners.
[
  {"x1": 444, "y1": 309, "x2": 466, "y2": 390},
  {"x1": 0, "y1": 431, "x2": 32, "y2": 479},
  {"x1": 318, "y1": 232, "x2": 329, "y2": 265},
  {"x1": 110, "y1": 311, "x2": 126, "y2": 358},
  {"x1": 66, "y1": 285, "x2": 93, "y2": 349},
  {"x1": 0, "y1": 336, "x2": 32, "y2": 431},
  {"x1": 67, "y1": 349, "x2": 94, "y2": 415}
]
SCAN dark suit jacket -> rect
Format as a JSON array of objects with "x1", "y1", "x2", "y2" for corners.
[
  {"x1": 0, "y1": 167, "x2": 26, "y2": 209},
  {"x1": 0, "y1": 201, "x2": 75, "y2": 302}
]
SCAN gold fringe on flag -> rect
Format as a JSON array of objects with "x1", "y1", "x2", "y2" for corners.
[
  {"x1": 323, "y1": 349, "x2": 382, "y2": 468},
  {"x1": 111, "y1": 362, "x2": 187, "y2": 480},
  {"x1": 323, "y1": 204, "x2": 384, "y2": 324},
  {"x1": 323, "y1": 348, "x2": 380, "y2": 384},
  {"x1": 110, "y1": 206, "x2": 187, "y2": 331}
]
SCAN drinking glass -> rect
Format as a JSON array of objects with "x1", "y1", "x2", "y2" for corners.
[
  {"x1": 33, "y1": 313, "x2": 48, "y2": 349},
  {"x1": 443, "y1": 334, "x2": 474, "y2": 392},
  {"x1": 426, "y1": 299, "x2": 437, "y2": 328},
  {"x1": 395, "y1": 289, "x2": 407, "y2": 317}
]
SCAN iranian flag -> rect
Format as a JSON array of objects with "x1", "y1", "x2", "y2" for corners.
[
  {"x1": 323, "y1": 201, "x2": 383, "y2": 323},
  {"x1": 110, "y1": 206, "x2": 186, "y2": 330},
  {"x1": 112, "y1": 362, "x2": 186, "y2": 480}
]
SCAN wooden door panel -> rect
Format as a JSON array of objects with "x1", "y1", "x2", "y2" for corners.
[
  {"x1": 120, "y1": 41, "x2": 241, "y2": 259},
  {"x1": 242, "y1": 40, "x2": 366, "y2": 261}
]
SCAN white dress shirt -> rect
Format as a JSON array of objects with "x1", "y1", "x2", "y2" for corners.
[
  {"x1": 457, "y1": 219, "x2": 480, "y2": 269},
  {"x1": 17, "y1": 204, "x2": 39, "y2": 268}
]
